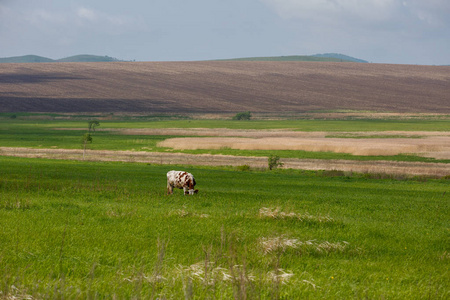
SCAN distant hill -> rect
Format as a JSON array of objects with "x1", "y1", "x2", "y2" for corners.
[
  {"x1": 0, "y1": 55, "x2": 55, "y2": 63},
  {"x1": 312, "y1": 53, "x2": 368, "y2": 63},
  {"x1": 57, "y1": 55, "x2": 121, "y2": 62},
  {"x1": 0, "y1": 54, "x2": 121, "y2": 63},
  {"x1": 216, "y1": 54, "x2": 367, "y2": 63},
  {"x1": 1, "y1": 53, "x2": 367, "y2": 63}
]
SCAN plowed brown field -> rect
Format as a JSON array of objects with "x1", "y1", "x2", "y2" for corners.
[{"x1": 1, "y1": 61, "x2": 449, "y2": 113}]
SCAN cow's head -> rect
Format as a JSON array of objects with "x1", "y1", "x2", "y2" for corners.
[{"x1": 185, "y1": 189, "x2": 199, "y2": 195}]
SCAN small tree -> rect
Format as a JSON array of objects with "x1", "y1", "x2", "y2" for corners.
[
  {"x1": 82, "y1": 133, "x2": 92, "y2": 160},
  {"x1": 82, "y1": 121, "x2": 100, "y2": 159},
  {"x1": 268, "y1": 155, "x2": 283, "y2": 170},
  {"x1": 88, "y1": 120, "x2": 100, "y2": 133},
  {"x1": 233, "y1": 111, "x2": 252, "y2": 120}
]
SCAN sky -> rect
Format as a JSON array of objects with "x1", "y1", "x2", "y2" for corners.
[{"x1": 1, "y1": 0, "x2": 449, "y2": 65}]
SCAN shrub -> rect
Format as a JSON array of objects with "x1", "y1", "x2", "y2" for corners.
[
  {"x1": 236, "y1": 164, "x2": 251, "y2": 171},
  {"x1": 233, "y1": 111, "x2": 252, "y2": 120},
  {"x1": 268, "y1": 155, "x2": 283, "y2": 170}
]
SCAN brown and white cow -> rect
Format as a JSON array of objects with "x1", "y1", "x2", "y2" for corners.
[{"x1": 167, "y1": 170, "x2": 198, "y2": 195}]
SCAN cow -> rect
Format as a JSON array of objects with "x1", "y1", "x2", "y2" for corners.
[{"x1": 167, "y1": 170, "x2": 198, "y2": 195}]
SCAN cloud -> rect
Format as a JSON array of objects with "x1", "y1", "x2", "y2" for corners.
[
  {"x1": 405, "y1": 0, "x2": 450, "y2": 27},
  {"x1": 262, "y1": 0, "x2": 396, "y2": 21},
  {"x1": 261, "y1": 0, "x2": 450, "y2": 30},
  {"x1": 0, "y1": 2, "x2": 149, "y2": 59},
  {"x1": 12, "y1": 4, "x2": 143, "y2": 31},
  {"x1": 75, "y1": 6, "x2": 133, "y2": 27},
  {"x1": 77, "y1": 7, "x2": 96, "y2": 21}
]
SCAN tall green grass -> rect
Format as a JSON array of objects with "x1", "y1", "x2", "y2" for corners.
[{"x1": 1, "y1": 157, "x2": 448, "y2": 298}]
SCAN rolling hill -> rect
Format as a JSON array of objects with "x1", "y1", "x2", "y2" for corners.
[
  {"x1": 0, "y1": 61, "x2": 449, "y2": 113},
  {"x1": 0, "y1": 54, "x2": 121, "y2": 63},
  {"x1": 215, "y1": 53, "x2": 366, "y2": 63},
  {"x1": 312, "y1": 53, "x2": 368, "y2": 63},
  {"x1": 0, "y1": 55, "x2": 55, "y2": 63},
  {"x1": 0, "y1": 53, "x2": 366, "y2": 64}
]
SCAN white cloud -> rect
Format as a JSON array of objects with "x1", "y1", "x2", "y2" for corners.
[{"x1": 77, "y1": 7, "x2": 97, "y2": 21}]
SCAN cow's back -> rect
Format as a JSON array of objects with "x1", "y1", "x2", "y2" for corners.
[{"x1": 167, "y1": 170, "x2": 192, "y2": 188}]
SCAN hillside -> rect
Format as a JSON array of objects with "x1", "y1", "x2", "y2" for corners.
[
  {"x1": 216, "y1": 54, "x2": 359, "y2": 62},
  {"x1": 0, "y1": 61, "x2": 449, "y2": 113},
  {"x1": 1, "y1": 53, "x2": 366, "y2": 63},
  {"x1": 0, "y1": 54, "x2": 120, "y2": 63},
  {"x1": 312, "y1": 53, "x2": 368, "y2": 63},
  {"x1": 56, "y1": 55, "x2": 121, "y2": 62},
  {"x1": 0, "y1": 55, "x2": 55, "y2": 63}
]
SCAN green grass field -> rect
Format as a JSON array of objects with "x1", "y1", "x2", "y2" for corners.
[
  {"x1": 1, "y1": 156, "x2": 448, "y2": 299},
  {"x1": 2, "y1": 117, "x2": 450, "y2": 131}
]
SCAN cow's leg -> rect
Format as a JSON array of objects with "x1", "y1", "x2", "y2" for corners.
[
  {"x1": 167, "y1": 184, "x2": 173, "y2": 195},
  {"x1": 183, "y1": 187, "x2": 189, "y2": 195}
]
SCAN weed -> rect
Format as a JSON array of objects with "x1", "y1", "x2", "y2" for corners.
[{"x1": 236, "y1": 165, "x2": 251, "y2": 172}]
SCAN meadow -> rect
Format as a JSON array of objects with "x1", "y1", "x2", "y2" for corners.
[
  {"x1": 1, "y1": 118, "x2": 449, "y2": 163},
  {"x1": 1, "y1": 156, "x2": 449, "y2": 299}
]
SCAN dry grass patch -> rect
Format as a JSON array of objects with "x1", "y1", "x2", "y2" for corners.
[
  {"x1": 158, "y1": 135, "x2": 450, "y2": 158},
  {"x1": 259, "y1": 236, "x2": 350, "y2": 255},
  {"x1": 177, "y1": 262, "x2": 296, "y2": 287},
  {"x1": 259, "y1": 207, "x2": 334, "y2": 223},
  {"x1": 121, "y1": 260, "x2": 296, "y2": 293},
  {"x1": 0, "y1": 285, "x2": 34, "y2": 300},
  {"x1": 177, "y1": 261, "x2": 246, "y2": 285},
  {"x1": 169, "y1": 207, "x2": 210, "y2": 218}
]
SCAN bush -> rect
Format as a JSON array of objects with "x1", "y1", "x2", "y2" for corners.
[
  {"x1": 233, "y1": 111, "x2": 252, "y2": 120},
  {"x1": 236, "y1": 164, "x2": 251, "y2": 171},
  {"x1": 268, "y1": 155, "x2": 283, "y2": 170}
]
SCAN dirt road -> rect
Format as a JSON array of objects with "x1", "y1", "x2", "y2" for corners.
[{"x1": 1, "y1": 147, "x2": 448, "y2": 177}]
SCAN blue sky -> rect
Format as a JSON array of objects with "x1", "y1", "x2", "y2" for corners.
[{"x1": 1, "y1": 0, "x2": 449, "y2": 64}]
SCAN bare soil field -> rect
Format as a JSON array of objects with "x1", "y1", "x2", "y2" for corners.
[
  {"x1": 1, "y1": 147, "x2": 448, "y2": 177},
  {"x1": 1, "y1": 61, "x2": 449, "y2": 113}
]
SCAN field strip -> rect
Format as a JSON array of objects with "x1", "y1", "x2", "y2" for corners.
[
  {"x1": 158, "y1": 136, "x2": 450, "y2": 158},
  {"x1": 1, "y1": 147, "x2": 448, "y2": 177},
  {"x1": 56, "y1": 128, "x2": 450, "y2": 138}
]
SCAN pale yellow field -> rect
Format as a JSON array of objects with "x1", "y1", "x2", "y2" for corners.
[{"x1": 156, "y1": 130, "x2": 450, "y2": 159}]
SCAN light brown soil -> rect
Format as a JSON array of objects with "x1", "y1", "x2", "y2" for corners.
[{"x1": 1, "y1": 147, "x2": 448, "y2": 177}]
